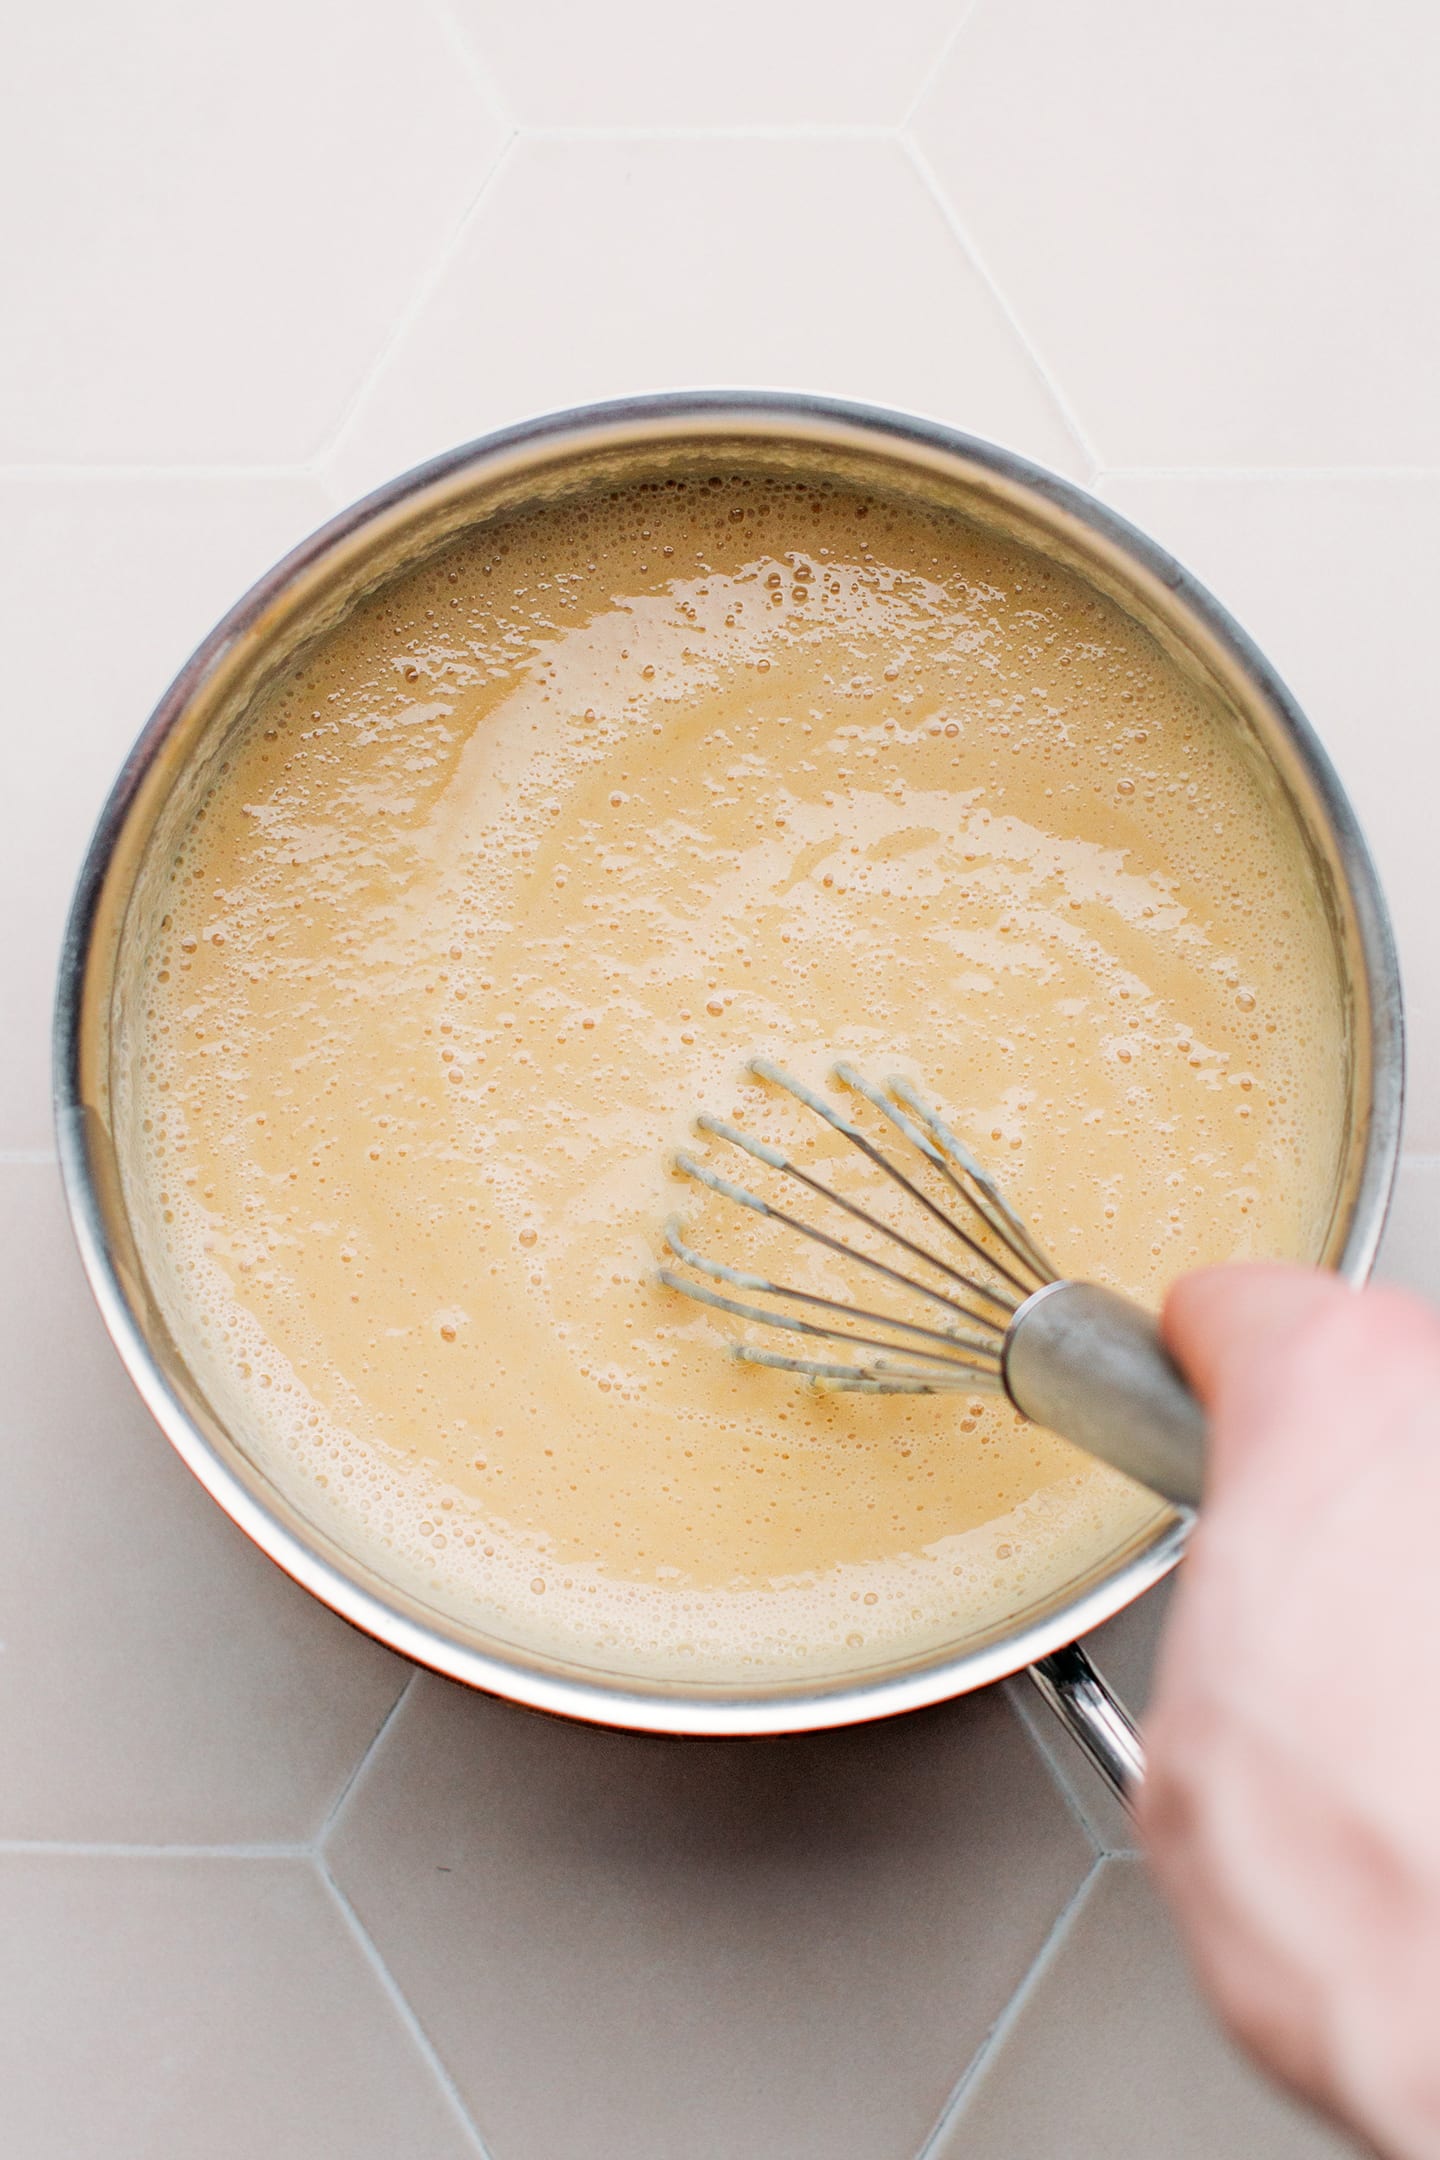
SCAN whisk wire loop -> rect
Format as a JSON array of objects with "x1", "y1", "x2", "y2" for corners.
[
  {"x1": 655, "y1": 1266, "x2": 1001, "y2": 1379},
  {"x1": 732, "y1": 1345, "x2": 1004, "y2": 1396},
  {"x1": 833, "y1": 1065, "x2": 1053, "y2": 1292},
  {"x1": 662, "y1": 1223, "x2": 1004, "y2": 1362},
  {"x1": 675, "y1": 1147, "x2": 1010, "y2": 1332},
  {"x1": 748, "y1": 1058, "x2": 1035, "y2": 1302},
  {"x1": 885, "y1": 1074, "x2": 1059, "y2": 1285},
  {"x1": 661, "y1": 1064, "x2": 1060, "y2": 1396}
]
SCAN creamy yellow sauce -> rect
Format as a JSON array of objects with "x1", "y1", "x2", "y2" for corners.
[{"x1": 126, "y1": 472, "x2": 1346, "y2": 1680}]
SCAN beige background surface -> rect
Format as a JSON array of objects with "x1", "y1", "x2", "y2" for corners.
[{"x1": 5, "y1": 1, "x2": 1436, "y2": 2151}]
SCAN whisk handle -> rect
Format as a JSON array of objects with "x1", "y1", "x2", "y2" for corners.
[{"x1": 1004, "y1": 1279, "x2": 1206, "y2": 1510}]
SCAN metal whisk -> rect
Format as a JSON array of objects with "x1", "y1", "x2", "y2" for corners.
[{"x1": 659, "y1": 1059, "x2": 1206, "y2": 1510}]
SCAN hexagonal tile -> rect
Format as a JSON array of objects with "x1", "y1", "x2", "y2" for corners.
[
  {"x1": 0, "y1": 1854, "x2": 479, "y2": 2158},
  {"x1": 913, "y1": 0, "x2": 1440, "y2": 466},
  {"x1": 0, "y1": 1, "x2": 508, "y2": 462},
  {"x1": 323, "y1": 134, "x2": 1087, "y2": 503},
  {"x1": 327, "y1": 1675, "x2": 1094, "y2": 2160},
  {"x1": 1095, "y1": 472, "x2": 1440, "y2": 1146},
  {"x1": 0, "y1": 472, "x2": 329, "y2": 1147},
  {"x1": 450, "y1": 0, "x2": 961, "y2": 125},
  {"x1": 932, "y1": 1859, "x2": 1358, "y2": 2157},
  {"x1": 0, "y1": 1162, "x2": 409, "y2": 1842}
]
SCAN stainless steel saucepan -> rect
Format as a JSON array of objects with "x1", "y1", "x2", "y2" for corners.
[{"x1": 53, "y1": 394, "x2": 1404, "y2": 1800}]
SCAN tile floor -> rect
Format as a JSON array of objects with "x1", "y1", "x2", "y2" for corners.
[{"x1": 2, "y1": 1, "x2": 1432, "y2": 2151}]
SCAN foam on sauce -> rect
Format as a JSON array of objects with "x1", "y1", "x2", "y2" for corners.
[{"x1": 125, "y1": 473, "x2": 1347, "y2": 1681}]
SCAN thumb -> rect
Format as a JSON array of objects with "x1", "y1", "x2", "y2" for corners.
[
  {"x1": 1161, "y1": 1263, "x2": 1356, "y2": 1486},
  {"x1": 1164, "y1": 1263, "x2": 1440, "y2": 1505}
]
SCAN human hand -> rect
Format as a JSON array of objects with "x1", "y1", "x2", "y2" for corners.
[{"x1": 1141, "y1": 1263, "x2": 1440, "y2": 2159}]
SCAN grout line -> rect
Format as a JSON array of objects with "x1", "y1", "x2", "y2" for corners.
[
  {"x1": 913, "y1": 1856, "x2": 1107, "y2": 2157},
  {"x1": 899, "y1": 132, "x2": 1104, "y2": 479},
  {"x1": 1001, "y1": 1676, "x2": 1125, "y2": 1859},
  {"x1": 901, "y1": 0, "x2": 985, "y2": 127},
  {"x1": 311, "y1": 129, "x2": 522, "y2": 475},
  {"x1": 318, "y1": 1857, "x2": 495, "y2": 2158},
  {"x1": 317, "y1": 1671, "x2": 417, "y2": 1852},
  {"x1": 0, "y1": 464, "x2": 313, "y2": 482},
  {"x1": 424, "y1": 0, "x2": 516, "y2": 130},
  {"x1": 0, "y1": 1840, "x2": 312, "y2": 1859},
  {"x1": 517, "y1": 121, "x2": 902, "y2": 141},
  {"x1": 1095, "y1": 464, "x2": 1440, "y2": 484},
  {"x1": 1001, "y1": 1677, "x2": 1102, "y2": 1851}
]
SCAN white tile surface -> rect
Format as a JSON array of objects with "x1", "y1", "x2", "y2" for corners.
[
  {"x1": 0, "y1": 475, "x2": 330, "y2": 1146},
  {"x1": 1376, "y1": 1154, "x2": 1440, "y2": 1301},
  {"x1": 913, "y1": 0, "x2": 1440, "y2": 466},
  {"x1": 0, "y1": 1855, "x2": 478, "y2": 2160},
  {"x1": 1094, "y1": 471, "x2": 1440, "y2": 1146},
  {"x1": 450, "y1": 0, "x2": 961, "y2": 125},
  {"x1": 323, "y1": 134, "x2": 1085, "y2": 502},
  {"x1": 328, "y1": 1677, "x2": 1094, "y2": 2160},
  {"x1": 0, "y1": 1, "x2": 506, "y2": 463},
  {"x1": 5, "y1": 0, "x2": 1436, "y2": 2152},
  {"x1": 934, "y1": 1860, "x2": 1359, "y2": 2158},
  {"x1": 0, "y1": 1164, "x2": 408, "y2": 1842}
]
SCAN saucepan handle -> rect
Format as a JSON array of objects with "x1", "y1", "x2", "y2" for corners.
[{"x1": 1028, "y1": 1642, "x2": 1144, "y2": 1810}]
